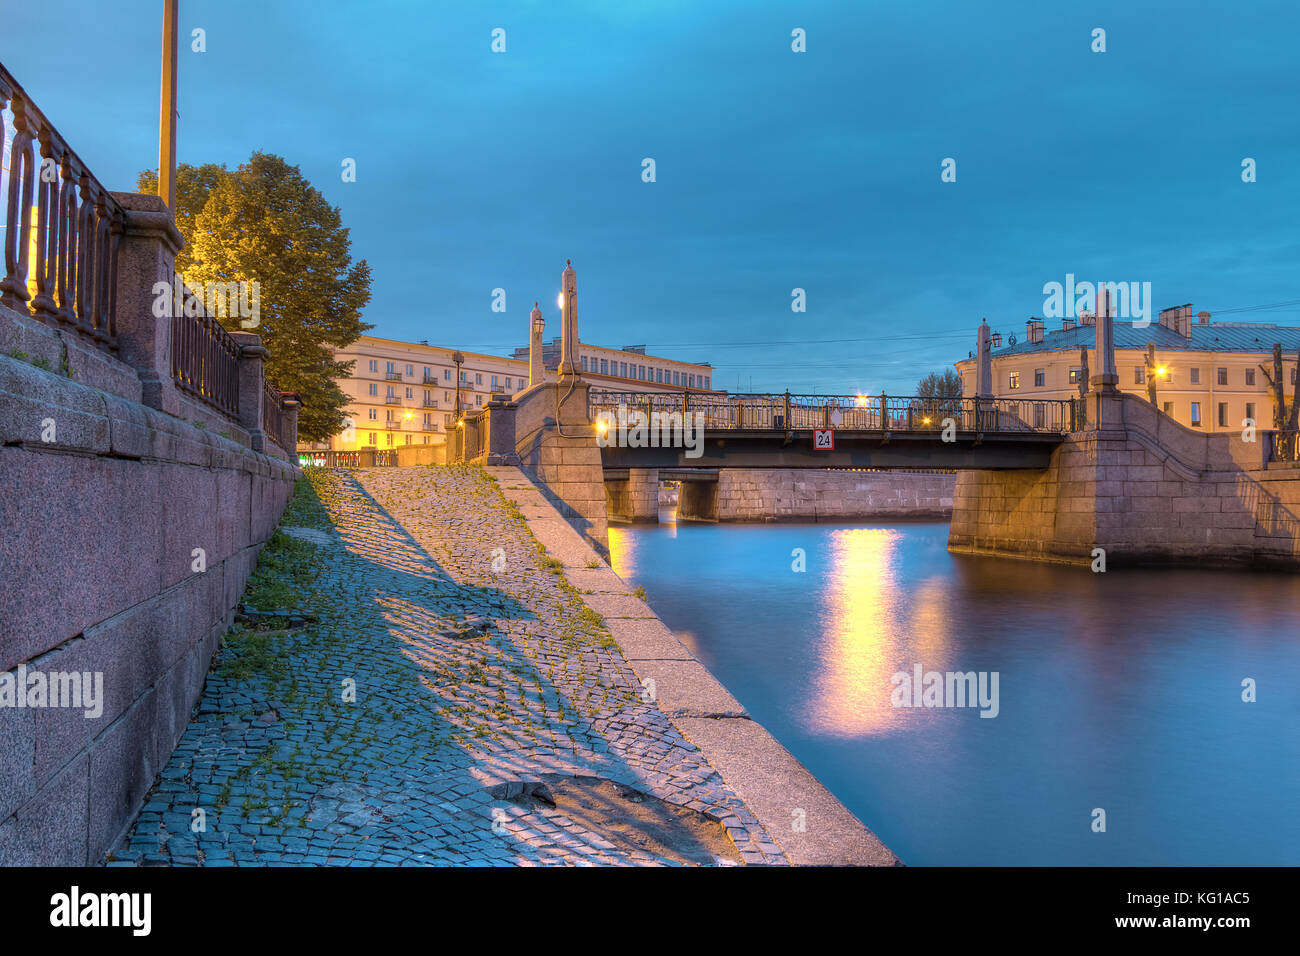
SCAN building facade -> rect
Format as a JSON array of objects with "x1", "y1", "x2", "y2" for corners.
[
  {"x1": 304, "y1": 334, "x2": 715, "y2": 452},
  {"x1": 511, "y1": 337, "x2": 714, "y2": 391},
  {"x1": 954, "y1": 305, "x2": 1300, "y2": 433}
]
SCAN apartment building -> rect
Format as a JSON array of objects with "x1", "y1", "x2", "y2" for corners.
[
  {"x1": 953, "y1": 305, "x2": 1300, "y2": 433},
  {"x1": 304, "y1": 334, "x2": 716, "y2": 452},
  {"x1": 511, "y1": 337, "x2": 714, "y2": 391}
]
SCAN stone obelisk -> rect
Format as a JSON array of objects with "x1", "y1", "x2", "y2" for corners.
[
  {"x1": 558, "y1": 260, "x2": 580, "y2": 380},
  {"x1": 528, "y1": 301, "x2": 545, "y2": 387}
]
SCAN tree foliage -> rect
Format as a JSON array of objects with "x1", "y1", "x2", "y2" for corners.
[
  {"x1": 915, "y1": 368, "x2": 963, "y2": 398},
  {"x1": 139, "y1": 153, "x2": 372, "y2": 442}
]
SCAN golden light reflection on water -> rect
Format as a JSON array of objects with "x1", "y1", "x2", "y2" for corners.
[{"x1": 802, "y1": 528, "x2": 953, "y2": 738}]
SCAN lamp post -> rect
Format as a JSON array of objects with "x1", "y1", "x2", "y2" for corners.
[
  {"x1": 452, "y1": 350, "x2": 465, "y2": 420},
  {"x1": 158, "y1": 0, "x2": 179, "y2": 209}
]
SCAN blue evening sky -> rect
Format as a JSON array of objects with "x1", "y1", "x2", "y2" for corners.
[{"x1": 5, "y1": 0, "x2": 1298, "y2": 393}]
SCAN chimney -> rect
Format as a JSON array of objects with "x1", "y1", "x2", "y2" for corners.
[
  {"x1": 1197, "y1": 310, "x2": 1211, "y2": 325},
  {"x1": 1026, "y1": 317, "x2": 1044, "y2": 344},
  {"x1": 1062, "y1": 317, "x2": 1077, "y2": 332},
  {"x1": 1157, "y1": 304, "x2": 1193, "y2": 338}
]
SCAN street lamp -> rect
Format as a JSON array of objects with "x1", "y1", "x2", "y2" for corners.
[{"x1": 452, "y1": 350, "x2": 465, "y2": 420}]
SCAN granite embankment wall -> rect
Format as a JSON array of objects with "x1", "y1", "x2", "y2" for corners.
[
  {"x1": 607, "y1": 468, "x2": 955, "y2": 523},
  {"x1": 711, "y1": 469, "x2": 955, "y2": 522},
  {"x1": 0, "y1": 304, "x2": 297, "y2": 865},
  {"x1": 949, "y1": 391, "x2": 1300, "y2": 567}
]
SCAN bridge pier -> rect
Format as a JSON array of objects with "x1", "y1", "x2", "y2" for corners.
[
  {"x1": 948, "y1": 391, "x2": 1300, "y2": 567},
  {"x1": 604, "y1": 467, "x2": 660, "y2": 523}
]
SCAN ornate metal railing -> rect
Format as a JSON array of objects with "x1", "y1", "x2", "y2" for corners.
[
  {"x1": 589, "y1": 391, "x2": 1078, "y2": 435},
  {"x1": 171, "y1": 310, "x2": 239, "y2": 417},
  {"x1": 1265, "y1": 430, "x2": 1300, "y2": 463},
  {"x1": 0, "y1": 62, "x2": 125, "y2": 349},
  {"x1": 262, "y1": 379, "x2": 286, "y2": 449}
]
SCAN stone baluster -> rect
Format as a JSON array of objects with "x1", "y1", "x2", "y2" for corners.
[
  {"x1": 1, "y1": 89, "x2": 36, "y2": 313},
  {"x1": 231, "y1": 331, "x2": 268, "y2": 452}
]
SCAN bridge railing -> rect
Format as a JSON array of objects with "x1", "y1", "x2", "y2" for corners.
[{"x1": 588, "y1": 391, "x2": 1077, "y2": 435}]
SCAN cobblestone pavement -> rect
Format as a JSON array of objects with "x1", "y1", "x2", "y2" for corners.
[{"x1": 113, "y1": 466, "x2": 787, "y2": 866}]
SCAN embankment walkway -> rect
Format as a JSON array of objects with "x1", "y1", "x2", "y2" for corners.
[{"x1": 113, "y1": 464, "x2": 895, "y2": 866}]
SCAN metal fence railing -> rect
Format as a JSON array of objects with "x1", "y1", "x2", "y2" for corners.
[{"x1": 588, "y1": 391, "x2": 1078, "y2": 435}]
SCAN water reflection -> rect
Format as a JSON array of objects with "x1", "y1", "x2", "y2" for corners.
[{"x1": 608, "y1": 519, "x2": 1300, "y2": 865}]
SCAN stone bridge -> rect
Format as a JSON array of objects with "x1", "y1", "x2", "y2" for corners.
[{"x1": 447, "y1": 265, "x2": 1300, "y2": 569}]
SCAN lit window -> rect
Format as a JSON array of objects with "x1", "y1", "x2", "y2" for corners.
[
  {"x1": 1068, "y1": 368, "x2": 1081, "y2": 384},
  {"x1": 1009, "y1": 371, "x2": 1020, "y2": 389}
]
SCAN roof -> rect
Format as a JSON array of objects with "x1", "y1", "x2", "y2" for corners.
[{"x1": 982, "y1": 322, "x2": 1300, "y2": 359}]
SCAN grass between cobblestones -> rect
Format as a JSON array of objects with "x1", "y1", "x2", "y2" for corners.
[{"x1": 110, "y1": 464, "x2": 784, "y2": 866}]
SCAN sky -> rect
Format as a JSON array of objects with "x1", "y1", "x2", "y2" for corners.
[{"x1": 4, "y1": 0, "x2": 1299, "y2": 394}]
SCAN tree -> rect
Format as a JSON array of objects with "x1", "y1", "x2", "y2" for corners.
[
  {"x1": 912, "y1": 368, "x2": 963, "y2": 429},
  {"x1": 915, "y1": 368, "x2": 963, "y2": 398},
  {"x1": 1258, "y1": 343, "x2": 1300, "y2": 460},
  {"x1": 138, "y1": 153, "x2": 372, "y2": 442}
]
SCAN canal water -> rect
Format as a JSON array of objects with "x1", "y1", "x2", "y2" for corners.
[{"x1": 608, "y1": 513, "x2": 1300, "y2": 865}]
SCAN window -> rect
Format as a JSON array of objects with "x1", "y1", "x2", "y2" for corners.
[
  {"x1": 581, "y1": 357, "x2": 588, "y2": 371},
  {"x1": 1069, "y1": 367, "x2": 1082, "y2": 384},
  {"x1": 620, "y1": 362, "x2": 627, "y2": 377},
  {"x1": 1191, "y1": 402, "x2": 1202, "y2": 426},
  {"x1": 704, "y1": 377, "x2": 710, "y2": 389},
  {"x1": 406, "y1": 365, "x2": 414, "y2": 377},
  {"x1": 656, "y1": 369, "x2": 663, "y2": 383},
  {"x1": 368, "y1": 432, "x2": 377, "y2": 445},
  {"x1": 1009, "y1": 371, "x2": 1020, "y2": 390},
  {"x1": 368, "y1": 383, "x2": 378, "y2": 396},
  {"x1": 1135, "y1": 366, "x2": 1145, "y2": 385},
  {"x1": 674, "y1": 371, "x2": 680, "y2": 385},
  {"x1": 475, "y1": 373, "x2": 482, "y2": 385},
  {"x1": 444, "y1": 414, "x2": 451, "y2": 424},
  {"x1": 1246, "y1": 402, "x2": 1256, "y2": 423},
  {"x1": 424, "y1": 413, "x2": 432, "y2": 428},
  {"x1": 476, "y1": 395, "x2": 483, "y2": 406},
  {"x1": 444, "y1": 368, "x2": 451, "y2": 381},
  {"x1": 386, "y1": 361, "x2": 395, "y2": 374},
  {"x1": 1218, "y1": 402, "x2": 1228, "y2": 427},
  {"x1": 405, "y1": 387, "x2": 413, "y2": 399},
  {"x1": 368, "y1": 359, "x2": 378, "y2": 372},
  {"x1": 1190, "y1": 368, "x2": 1200, "y2": 384},
  {"x1": 385, "y1": 387, "x2": 395, "y2": 399},
  {"x1": 368, "y1": 408, "x2": 377, "y2": 420},
  {"x1": 1217, "y1": 368, "x2": 1228, "y2": 386},
  {"x1": 600, "y1": 359, "x2": 608, "y2": 374},
  {"x1": 1163, "y1": 401, "x2": 1174, "y2": 416},
  {"x1": 505, "y1": 377, "x2": 512, "y2": 389},
  {"x1": 386, "y1": 432, "x2": 394, "y2": 446},
  {"x1": 491, "y1": 375, "x2": 498, "y2": 388},
  {"x1": 1246, "y1": 368, "x2": 1255, "y2": 386},
  {"x1": 1034, "y1": 369, "x2": 1045, "y2": 387},
  {"x1": 1292, "y1": 368, "x2": 1297, "y2": 385},
  {"x1": 404, "y1": 435, "x2": 411, "y2": 445}
]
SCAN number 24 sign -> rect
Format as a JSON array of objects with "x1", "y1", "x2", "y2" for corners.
[{"x1": 813, "y1": 428, "x2": 834, "y2": 450}]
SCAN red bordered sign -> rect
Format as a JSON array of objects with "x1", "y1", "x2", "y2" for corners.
[{"x1": 813, "y1": 428, "x2": 834, "y2": 450}]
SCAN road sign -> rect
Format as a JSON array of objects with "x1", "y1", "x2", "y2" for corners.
[{"x1": 813, "y1": 428, "x2": 834, "y2": 450}]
